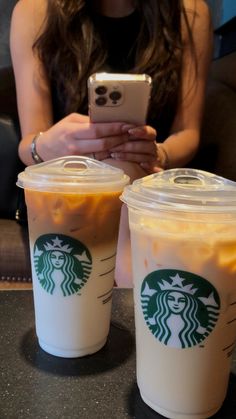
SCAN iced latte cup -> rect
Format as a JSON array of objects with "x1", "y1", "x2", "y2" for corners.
[
  {"x1": 17, "y1": 156, "x2": 129, "y2": 357},
  {"x1": 121, "y1": 168, "x2": 236, "y2": 419}
]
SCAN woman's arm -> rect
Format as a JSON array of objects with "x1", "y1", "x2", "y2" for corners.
[
  {"x1": 10, "y1": 0, "x2": 53, "y2": 165},
  {"x1": 161, "y1": 0, "x2": 213, "y2": 169}
]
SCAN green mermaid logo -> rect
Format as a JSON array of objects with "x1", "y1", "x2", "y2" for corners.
[
  {"x1": 141, "y1": 269, "x2": 220, "y2": 348},
  {"x1": 33, "y1": 234, "x2": 92, "y2": 297}
]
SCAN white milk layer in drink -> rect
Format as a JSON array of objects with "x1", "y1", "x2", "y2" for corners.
[
  {"x1": 26, "y1": 188, "x2": 123, "y2": 357},
  {"x1": 121, "y1": 168, "x2": 236, "y2": 419},
  {"x1": 17, "y1": 156, "x2": 129, "y2": 358},
  {"x1": 130, "y1": 216, "x2": 236, "y2": 419}
]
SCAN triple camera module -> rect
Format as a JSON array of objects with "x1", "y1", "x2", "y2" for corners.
[{"x1": 94, "y1": 83, "x2": 124, "y2": 107}]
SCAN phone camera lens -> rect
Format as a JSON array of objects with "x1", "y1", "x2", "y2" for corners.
[
  {"x1": 95, "y1": 85, "x2": 107, "y2": 95},
  {"x1": 109, "y1": 91, "x2": 122, "y2": 101},
  {"x1": 95, "y1": 96, "x2": 107, "y2": 106}
]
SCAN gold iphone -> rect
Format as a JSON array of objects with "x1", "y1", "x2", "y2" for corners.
[{"x1": 88, "y1": 73, "x2": 152, "y2": 125}]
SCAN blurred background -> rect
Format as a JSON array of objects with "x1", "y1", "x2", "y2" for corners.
[{"x1": 207, "y1": 0, "x2": 236, "y2": 57}]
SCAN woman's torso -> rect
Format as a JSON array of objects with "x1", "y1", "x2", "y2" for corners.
[{"x1": 51, "y1": 10, "x2": 179, "y2": 142}]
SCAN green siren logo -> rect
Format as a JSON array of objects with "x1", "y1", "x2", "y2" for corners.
[
  {"x1": 141, "y1": 269, "x2": 220, "y2": 348},
  {"x1": 33, "y1": 234, "x2": 92, "y2": 296}
]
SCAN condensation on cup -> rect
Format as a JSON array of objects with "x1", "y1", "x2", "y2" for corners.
[
  {"x1": 17, "y1": 156, "x2": 129, "y2": 358},
  {"x1": 121, "y1": 168, "x2": 236, "y2": 419}
]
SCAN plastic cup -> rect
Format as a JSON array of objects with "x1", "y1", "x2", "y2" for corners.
[
  {"x1": 17, "y1": 156, "x2": 129, "y2": 357},
  {"x1": 121, "y1": 168, "x2": 236, "y2": 419}
]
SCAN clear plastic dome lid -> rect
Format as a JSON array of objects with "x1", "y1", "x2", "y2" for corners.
[
  {"x1": 121, "y1": 168, "x2": 236, "y2": 213},
  {"x1": 17, "y1": 156, "x2": 130, "y2": 192}
]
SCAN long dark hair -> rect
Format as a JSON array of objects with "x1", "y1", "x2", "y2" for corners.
[{"x1": 34, "y1": 0, "x2": 195, "y2": 120}]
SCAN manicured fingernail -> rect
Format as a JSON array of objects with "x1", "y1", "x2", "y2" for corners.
[
  {"x1": 128, "y1": 128, "x2": 145, "y2": 136},
  {"x1": 121, "y1": 124, "x2": 136, "y2": 132},
  {"x1": 111, "y1": 153, "x2": 122, "y2": 160},
  {"x1": 140, "y1": 162, "x2": 148, "y2": 168}
]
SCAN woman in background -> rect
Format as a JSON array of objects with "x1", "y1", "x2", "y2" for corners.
[{"x1": 10, "y1": 0, "x2": 212, "y2": 285}]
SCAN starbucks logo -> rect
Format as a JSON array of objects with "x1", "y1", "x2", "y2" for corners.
[
  {"x1": 141, "y1": 269, "x2": 220, "y2": 348},
  {"x1": 33, "y1": 234, "x2": 92, "y2": 297}
]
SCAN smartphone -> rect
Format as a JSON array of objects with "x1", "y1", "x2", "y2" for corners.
[{"x1": 88, "y1": 73, "x2": 152, "y2": 125}]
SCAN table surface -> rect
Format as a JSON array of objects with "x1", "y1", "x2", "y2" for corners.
[{"x1": 1, "y1": 289, "x2": 236, "y2": 419}]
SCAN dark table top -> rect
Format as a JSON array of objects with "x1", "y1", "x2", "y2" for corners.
[{"x1": 0, "y1": 289, "x2": 236, "y2": 419}]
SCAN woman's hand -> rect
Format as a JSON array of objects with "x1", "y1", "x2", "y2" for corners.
[
  {"x1": 109, "y1": 125, "x2": 164, "y2": 173},
  {"x1": 35, "y1": 113, "x2": 135, "y2": 162}
]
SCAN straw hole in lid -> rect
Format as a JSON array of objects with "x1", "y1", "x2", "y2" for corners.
[
  {"x1": 173, "y1": 175, "x2": 203, "y2": 186},
  {"x1": 63, "y1": 161, "x2": 88, "y2": 172}
]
